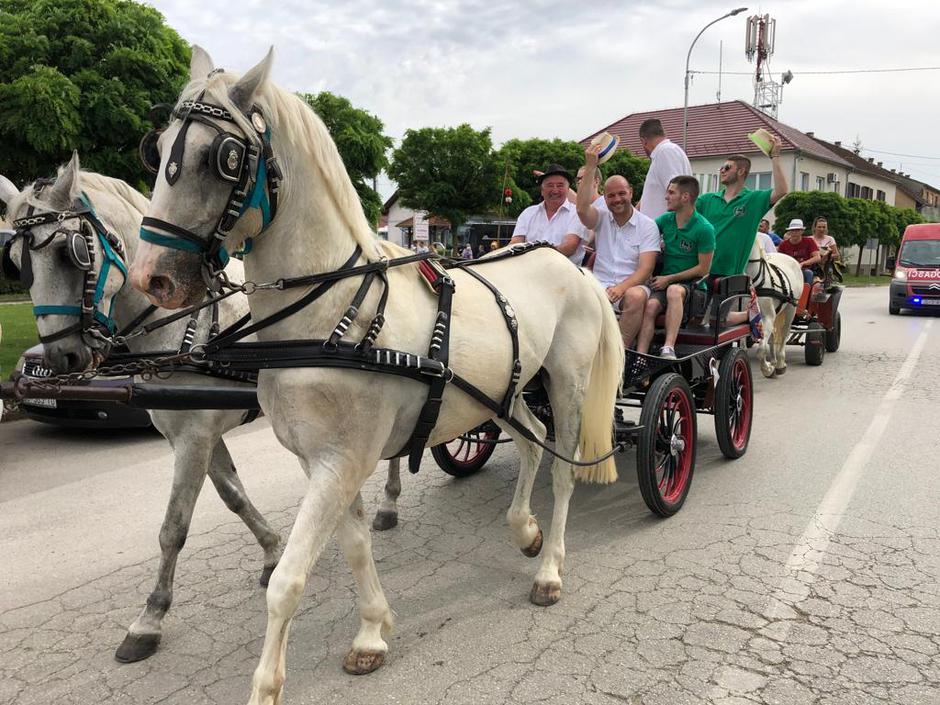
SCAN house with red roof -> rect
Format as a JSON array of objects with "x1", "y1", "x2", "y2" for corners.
[{"x1": 582, "y1": 100, "x2": 908, "y2": 217}]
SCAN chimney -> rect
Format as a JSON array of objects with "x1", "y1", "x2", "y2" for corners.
[
  {"x1": 806, "y1": 131, "x2": 814, "y2": 137},
  {"x1": 834, "y1": 140, "x2": 842, "y2": 147},
  {"x1": 877, "y1": 161, "x2": 883, "y2": 167},
  {"x1": 868, "y1": 158, "x2": 874, "y2": 163},
  {"x1": 891, "y1": 169, "x2": 896, "y2": 173}
]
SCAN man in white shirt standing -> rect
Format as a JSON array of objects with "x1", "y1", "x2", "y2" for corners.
[
  {"x1": 637, "y1": 119, "x2": 692, "y2": 221},
  {"x1": 577, "y1": 144, "x2": 661, "y2": 348},
  {"x1": 510, "y1": 164, "x2": 588, "y2": 265}
]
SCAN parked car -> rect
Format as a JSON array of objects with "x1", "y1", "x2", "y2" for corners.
[
  {"x1": 13, "y1": 344, "x2": 153, "y2": 429},
  {"x1": 889, "y1": 224, "x2": 940, "y2": 315}
]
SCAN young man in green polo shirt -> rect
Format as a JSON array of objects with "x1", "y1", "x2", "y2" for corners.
[
  {"x1": 696, "y1": 135, "x2": 789, "y2": 279},
  {"x1": 637, "y1": 176, "x2": 715, "y2": 359}
]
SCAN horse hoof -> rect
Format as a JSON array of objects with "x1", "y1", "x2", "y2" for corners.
[
  {"x1": 115, "y1": 632, "x2": 161, "y2": 663},
  {"x1": 260, "y1": 564, "x2": 277, "y2": 588},
  {"x1": 343, "y1": 649, "x2": 386, "y2": 675},
  {"x1": 372, "y1": 511, "x2": 398, "y2": 532},
  {"x1": 760, "y1": 366, "x2": 775, "y2": 378},
  {"x1": 521, "y1": 528, "x2": 543, "y2": 558},
  {"x1": 775, "y1": 366, "x2": 786, "y2": 376},
  {"x1": 529, "y1": 582, "x2": 561, "y2": 606}
]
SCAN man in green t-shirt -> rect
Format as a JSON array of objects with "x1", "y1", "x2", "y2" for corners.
[
  {"x1": 695, "y1": 135, "x2": 789, "y2": 278},
  {"x1": 637, "y1": 176, "x2": 715, "y2": 359}
]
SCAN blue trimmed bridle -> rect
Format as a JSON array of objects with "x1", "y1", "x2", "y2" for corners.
[
  {"x1": 138, "y1": 94, "x2": 281, "y2": 279},
  {"x1": 6, "y1": 188, "x2": 128, "y2": 345}
]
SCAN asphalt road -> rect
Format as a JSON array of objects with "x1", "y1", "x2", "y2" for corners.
[{"x1": 1, "y1": 286, "x2": 938, "y2": 705}]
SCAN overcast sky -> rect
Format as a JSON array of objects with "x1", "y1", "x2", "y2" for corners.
[{"x1": 147, "y1": 0, "x2": 940, "y2": 199}]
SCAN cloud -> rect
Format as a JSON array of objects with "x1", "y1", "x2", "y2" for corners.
[{"x1": 148, "y1": 0, "x2": 940, "y2": 188}]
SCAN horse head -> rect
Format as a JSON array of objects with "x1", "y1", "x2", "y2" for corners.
[
  {"x1": 0, "y1": 154, "x2": 136, "y2": 373},
  {"x1": 129, "y1": 45, "x2": 380, "y2": 310}
]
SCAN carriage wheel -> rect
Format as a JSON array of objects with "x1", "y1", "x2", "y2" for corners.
[
  {"x1": 714, "y1": 348, "x2": 753, "y2": 459},
  {"x1": 431, "y1": 426, "x2": 500, "y2": 478},
  {"x1": 805, "y1": 323, "x2": 826, "y2": 366},
  {"x1": 825, "y1": 312, "x2": 841, "y2": 353},
  {"x1": 637, "y1": 373, "x2": 697, "y2": 517}
]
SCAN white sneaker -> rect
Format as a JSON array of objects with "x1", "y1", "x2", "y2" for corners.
[{"x1": 659, "y1": 346, "x2": 677, "y2": 360}]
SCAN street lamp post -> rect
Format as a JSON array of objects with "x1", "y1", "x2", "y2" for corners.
[{"x1": 683, "y1": 7, "x2": 748, "y2": 152}]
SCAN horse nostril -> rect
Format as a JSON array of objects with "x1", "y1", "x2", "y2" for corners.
[
  {"x1": 148, "y1": 275, "x2": 175, "y2": 300},
  {"x1": 64, "y1": 352, "x2": 81, "y2": 373}
]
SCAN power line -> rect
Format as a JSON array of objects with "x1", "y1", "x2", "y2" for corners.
[
  {"x1": 860, "y1": 148, "x2": 940, "y2": 161},
  {"x1": 690, "y1": 66, "x2": 940, "y2": 76}
]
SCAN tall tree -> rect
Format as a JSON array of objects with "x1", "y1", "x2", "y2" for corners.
[
  {"x1": 0, "y1": 0, "x2": 190, "y2": 189},
  {"x1": 496, "y1": 138, "x2": 585, "y2": 204},
  {"x1": 388, "y1": 124, "x2": 501, "y2": 233},
  {"x1": 299, "y1": 92, "x2": 392, "y2": 227},
  {"x1": 773, "y1": 191, "x2": 859, "y2": 248}
]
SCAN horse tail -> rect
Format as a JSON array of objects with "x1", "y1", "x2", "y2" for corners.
[{"x1": 574, "y1": 277, "x2": 625, "y2": 485}]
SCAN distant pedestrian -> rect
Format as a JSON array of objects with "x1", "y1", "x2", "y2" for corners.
[
  {"x1": 461, "y1": 244, "x2": 473, "y2": 259},
  {"x1": 638, "y1": 119, "x2": 692, "y2": 220},
  {"x1": 477, "y1": 243, "x2": 487, "y2": 257}
]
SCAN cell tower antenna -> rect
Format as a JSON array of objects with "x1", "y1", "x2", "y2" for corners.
[{"x1": 746, "y1": 13, "x2": 791, "y2": 119}]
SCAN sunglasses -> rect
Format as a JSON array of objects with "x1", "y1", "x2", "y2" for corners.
[{"x1": 719, "y1": 164, "x2": 734, "y2": 173}]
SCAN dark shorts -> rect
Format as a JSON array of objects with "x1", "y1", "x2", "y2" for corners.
[{"x1": 649, "y1": 281, "x2": 693, "y2": 308}]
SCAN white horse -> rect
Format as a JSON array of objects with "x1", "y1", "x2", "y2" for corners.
[
  {"x1": 746, "y1": 236, "x2": 804, "y2": 377},
  {"x1": 0, "y1": 157, "x2": 401, "y2": 653},
  {"x1": 128, "y1": 47, "x2": 623, "y2": 702}
]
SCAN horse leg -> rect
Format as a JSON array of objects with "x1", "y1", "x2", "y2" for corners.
[
  {"x1": 206, "y1": 439, "x2": 282, "y2": 586},
  {"x1": 495, "y1": 401, "x2": 547, "y2": 558},
  {"x1": 248, "y1": 460, "x2": 376, "y2": 705},
  {"x1": 337, "y1": 492, "x2": 394, "y2": 674},
  {"x1": 116, "y1": 433, "x2": 214, "y2": 662},
  {"x1": 372, "y1": 458, "x2": 401, "y2": 531},
  {"x1": 528, "y1": 377, "x2": 583, "y2": 607},
  {"x1": 774, "y1": 305, "x2": 796, "y2": 375},
  {"x1": 756, "y1": 297, "x2": 777, "y2": 378}
]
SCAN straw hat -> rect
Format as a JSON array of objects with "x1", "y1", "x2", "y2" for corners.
[{"x1": 589, "y1": 131, "x2": 620, "y2": 164}]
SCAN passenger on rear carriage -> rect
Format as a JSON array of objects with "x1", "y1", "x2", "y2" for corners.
[
  {"x1": 636, "y1": 176, "x2": 715, "y2": 360},
  {"x1": 576, "y1": 143, "x2": 660, "y2": 349},
  {"x1": 777, "y1": 219, "x2": 821, "y2": 285}
]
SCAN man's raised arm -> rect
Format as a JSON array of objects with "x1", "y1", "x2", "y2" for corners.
[
  {"x1": 768, "y1": 135, "x2": 789, "y2": 205},
  {"x1": 577, "y1": 144, "x2": 602, "y2": 231}
]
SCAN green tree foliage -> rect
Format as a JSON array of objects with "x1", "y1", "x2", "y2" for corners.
[
  {"x1": 773, "y1": 191, "x2": 860, "y2": 247},
  {"x1": 0, "y1": 0, "x2": 190, "y2": 189},
  {"x1": 496, "y1": 138, "x2": 584, "y2": 204},
  {"x1": 495, "y1": 138, "x2": 651, "y2": 205},
  {"x1": 299, "y1": 92, "x2": 392, "y2": 227},
  {"x1": 388, "y1": 124, "x2": 501, "y2": 233},
  {"x1": 602, "y1": 150, "x2": 651, "y2": 201}
]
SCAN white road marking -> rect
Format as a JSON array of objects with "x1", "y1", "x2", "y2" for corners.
[{"x1": 714, "y1": 319, "x2": 933, "y2": 698}]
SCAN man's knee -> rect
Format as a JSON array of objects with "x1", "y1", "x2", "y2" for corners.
[
  {"x1": 666, "y1": 285, "x2": 686, "y2": 304},
  {"x1": 623, "y1": 286, "x2": 649, "y2": 310},
  {"x1": 644, "y1": 297, "x2": 661, "y2": 316}
]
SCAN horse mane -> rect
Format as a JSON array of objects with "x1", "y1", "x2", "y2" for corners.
[
  {"x1": 181, "y1": 71, "x2": 381, "y2": 261},
  {"x1": 78, "y1": 172, "x2": 149, "y2": 216}
]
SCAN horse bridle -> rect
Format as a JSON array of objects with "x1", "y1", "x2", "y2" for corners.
[
  {"x1": 138, "y1": 93, "x2": 282, "y2": 279},
  {"x1": 2, "y1": 185, "x2": 129, "y2": 345}
]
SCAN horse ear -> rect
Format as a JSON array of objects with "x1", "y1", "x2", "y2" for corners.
[
  {"x1": 0, "y1": 174, "x2": 18, "y2": 206},
  {"x1": 48, "y1": 152, "x2": 82, "y2": 210},
  {"x1": 229, "y1": 47, "x2": 273, "y2": 110},
  {"x1": 190, "y1": 44, "x2": 215, "y2": 81}
]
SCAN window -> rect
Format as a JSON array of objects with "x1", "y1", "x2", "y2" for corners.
[
  {"x1": 847, "y1": 182, "x2": 860, "y2": 198},
  {"x1": 876, "y1": 190, "x2": 886, "y2": 202},
  {"x1": 861, "y1": 186, "x2": 874, "y2": 199},
  {"x1": 744, "y1": 171, "x2": 772, "y2": 190},
  {"x1": 832, "y1": 181, "x2": 840, "y2": 193},
  {"x1": 815, "y1": 176, "x2": 825, "y2": 191},
  {"x1": 800, "y1": 172, "x2": 810, "y2": 190}
]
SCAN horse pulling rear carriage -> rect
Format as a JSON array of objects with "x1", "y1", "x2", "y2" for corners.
[{"x1": 432, "y1": 274, "x2": 755, "y2": 517}]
